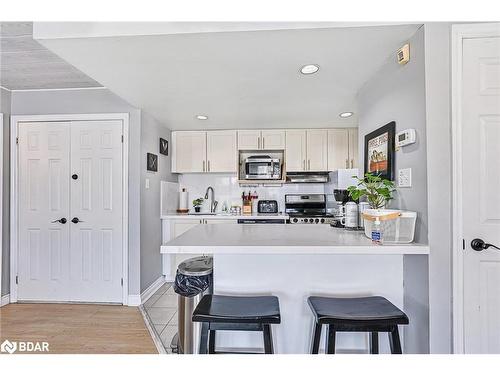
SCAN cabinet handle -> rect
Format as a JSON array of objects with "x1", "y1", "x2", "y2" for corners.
[
  {"x1": 345, "y1": 159, "x2": 349, "y2": 168},
  {"x1": 263, "y1": 137, "x2": 265, "y2": 149},
  {"x1": 208, "y1": 160, "x2": 210, "y2": 172},
  {"x1": 308, "y1": 160, "x2": 311, "y2": 170},
  {"x1": 351, "y1": 159, "x2": 354, "y2": 168},
  {"x1": 303, "y1": 160, "x2": 306, "y2": 171},
  {"x1": 203, "y1": 160, "x2": 205, "y2": 172},
  {"x1": 258, "y1": 137, "x2": 261, "y2": 149}
]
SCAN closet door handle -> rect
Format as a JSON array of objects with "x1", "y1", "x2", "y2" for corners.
[
  {"x1": 52, "y1": 218, "x2": 67, "y2": 224},
  {"x1": 71, "y1": 217, "x2": 84, "y2": 224}
]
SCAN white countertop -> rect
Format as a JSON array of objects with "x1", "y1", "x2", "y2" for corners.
[
  {"x1": 160, "y1": 224, "x2": 429, "y2": 255},
  {"x1": 161, "y1": 212, "x2": 288, "y2": 220}
]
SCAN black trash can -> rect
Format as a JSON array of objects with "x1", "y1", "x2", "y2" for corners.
[{"x1": 172, "y1": 256, "x2": 213, "y2": 354}]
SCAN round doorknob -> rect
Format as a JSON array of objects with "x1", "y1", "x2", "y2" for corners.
[
  {"x1": 72, "y1": 174, "x2": 78, "y2": 180},
  {"x1": 71, "y1": 217, "x2": 81, "y2": 224}
]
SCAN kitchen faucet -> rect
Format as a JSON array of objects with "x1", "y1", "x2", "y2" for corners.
[{"x1": 205, "y1": 186, "x2": 218, "y2": 213}]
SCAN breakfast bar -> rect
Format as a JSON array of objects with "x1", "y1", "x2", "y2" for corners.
[{"x1": 161, "y1": 224, "x2": 429, "y2": 354}]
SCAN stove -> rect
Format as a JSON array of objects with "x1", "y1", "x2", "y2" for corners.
[{"x1": 285, "y1": 194, "x2": 334, "y2": 224}]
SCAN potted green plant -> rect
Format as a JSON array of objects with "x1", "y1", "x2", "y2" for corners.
[
  {"x1": 192, "y1": 197, "x2": 204, "y2": 213},
  {"x1": 347, "y1": 173, "x2": 396, "y2": 209}
]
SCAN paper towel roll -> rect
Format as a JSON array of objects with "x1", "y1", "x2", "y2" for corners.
[{"x1": 179, "y1": 189, "x2": 189, "y2": 210}]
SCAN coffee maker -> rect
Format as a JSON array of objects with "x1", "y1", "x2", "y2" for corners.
[{"x1": 326, "y1": 169, "x2": 359, "y2": 228}]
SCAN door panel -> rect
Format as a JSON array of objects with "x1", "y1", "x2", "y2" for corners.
[
  {"x1": 206, "y1": 130, "x2": 237, "y2": 172},
  {"x1": 285, "y1": 130, "x2": 306, "y2": 172},
  {"x1": 173, "y1": 131, "x2": 206, "y2": 172},
  {"x1": 18, "y1": 122, "x2": 71, "y2": 301},
  {"x1": 237, "y1": 130, "x2": 261, "y2": 150},
  {"x1": 70, "y1": 120, "x2": 123, "y2": 303},
  {"x1": 327, "y1": 129, "x2": 349, "y2": 171},
  {"x1": 261, "y1": 130, "x2": 285, "y2": 150},
  {"x1": 462, "y1": 37, "x2": 500, "y2": 353},
  {"x1": 306, "y1": 130, "x2": 328, "y2": 171}
]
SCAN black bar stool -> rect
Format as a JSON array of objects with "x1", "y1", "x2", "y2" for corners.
[
  {"x1": 192, "y1": 294, "x2": 281, "y2": 354},
  {"x1": 307, "y1": 296, "x2": 409, "y2": 354}
]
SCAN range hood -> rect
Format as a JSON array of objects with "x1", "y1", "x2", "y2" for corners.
[{"x1": 285, "y1": 172, "x2": 330, "y2": 183}]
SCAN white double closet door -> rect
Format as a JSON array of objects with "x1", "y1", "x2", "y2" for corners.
[{"x1": 18, "y1": 120, "x2": 124, "y2": 303}]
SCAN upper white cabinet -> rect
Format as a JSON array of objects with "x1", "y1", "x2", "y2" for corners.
[
  {"x1": 172, "y1": 131, "x2": 206, "y2": 173},
  {"x1": 261, "y1": 130, "x2": 286, "y2": 150},
  {"x1": 327, "y1": 128, "x2": 359, "y2": 170},
  {"x1": 206, "y1": 130, "x2": 237, "y2": 172},
  {"x1": 285, "y1": 130, "x2": 307, "y2": 172},
  {"x1": 237, "y1": 130, "x2": 261, "y2": 150},
  {"x1": 306, "y1": 130, "x2": 329, "y2": 171},
  {"x1": 237, "y1": 129, "x2": 285, "y2": 150},
  {"x1": 348, "y1": 128, "x2": 359, "y2": 169},
  {"x1": 172, "y1": 130, "x2": 237, "y2": 173}
]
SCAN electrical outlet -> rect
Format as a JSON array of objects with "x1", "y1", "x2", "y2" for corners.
[
  {"x1": 145, "y1": 178, "x2": 150, "y2": 189},
  {"x1": 398, "y1": 168, "x2": 412, "y2": 188}
]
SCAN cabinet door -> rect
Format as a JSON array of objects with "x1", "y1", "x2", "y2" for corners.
[
  {"x1": 206, "y1": 130, "x2": 237, "y2": 172},
  {"x1": 172, "y1": 131, "x2": 207, "y2": 173},
  {"x1": 327, "y1": 129, "x2": 349, "y2": 171},
  {"x1": 171, "y1": 219, "x2": 202, "y2": 276},
  {"x1": 261, "y1": 130, "x2": 285, "y2": 150},
  {"x1": 306, "y1": 130, "x2": 328, "y2": 171},
  {"x1": 237, "y1": 130, "x2": 261, "y2": 150},
  {"x1": 285, "y1": 130, "x2": 307, "y2": 172},
  {"x1": 348, "y1": 128, "x2": 359, "y2": 169}
]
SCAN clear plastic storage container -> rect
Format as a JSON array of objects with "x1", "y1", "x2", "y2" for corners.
[{"x1": 362, "y1": 209, "x2": 417, "y2": 243}]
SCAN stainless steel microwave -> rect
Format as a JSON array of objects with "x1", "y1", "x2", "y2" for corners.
[{"x1": 244, "y1": 155, "x2": 282, "y2": 180}]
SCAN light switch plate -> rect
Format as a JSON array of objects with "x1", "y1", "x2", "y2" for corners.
[
  {"x1": 398, "y1": 168, "x2": 412, "y2": 188},
  {"x1": 145, "y1": 178, "x2": 150, "y2": 189}
]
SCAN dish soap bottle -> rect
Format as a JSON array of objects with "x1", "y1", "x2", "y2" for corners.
[{"x1": 371, "y1": 218, "x2": 383, "y2": 245}]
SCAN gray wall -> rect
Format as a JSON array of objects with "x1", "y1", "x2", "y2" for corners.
[
  {"x1": 424, "y1": 22, "x2": 453, "y2": 354},
  {"x1": 10, "y1": 88, "x2": 143, "y2": 296},
  {"x1": 356, "y1": 27, "x2": 429, "y2": 353},
  {"x1": 1, "y1": 87, "x2": 11, "y2": 297},
  {"x1": 140, "y1": 112, "x2": 177, "y2": 292}
]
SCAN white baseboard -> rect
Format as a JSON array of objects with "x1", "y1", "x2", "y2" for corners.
[
  {"x1": 140, "y1": 276, "x2": 167, "y2": 304},
  {"x1": 1, "y1": 294, "x2": 10, "y2": 307},
  {"x1": 127, "y1": 295, "x2": 142, "y2": 306}
]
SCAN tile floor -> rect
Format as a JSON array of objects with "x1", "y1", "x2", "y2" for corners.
[{"x1": 143, "y1": 282, "x2": 178, "y2": 353}]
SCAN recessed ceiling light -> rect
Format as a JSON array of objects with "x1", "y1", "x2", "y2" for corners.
[
  {"x1": 339, "y1": 112, "x2": 354, "y2": 118},
  {"x1": 300, "y1": 64, "x2": 320, "y2": 75},
  {"x1": 196, "y1": 115, "x2": 208, "y2": 120}
]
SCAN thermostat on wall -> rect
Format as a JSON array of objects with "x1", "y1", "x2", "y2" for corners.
[{"x1": 396, "y1": 129, "x2": 416, "y2": 150}]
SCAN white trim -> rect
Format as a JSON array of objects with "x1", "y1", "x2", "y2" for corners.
[
  {"x1": 0, "y1": 86, "x2": 11, "y2": 92},
  {"x1": 140, "y1": 276, "x2": 167, "y2": 304},
  {"x1": 10, "y1": 113, "x2": 130, "y2": 305},
  {"x1": 9, "y1": 86, "x2": 106, "y2": 93},
  {"x1": 451, "y1": 22, "x2": 500, "y2": 354},
  {"x1": 0, "y1": 294, "x2": 9, "y2": 307},
  {"x1": 127, "y1": 295, "x2": 142, "y2": 306}
]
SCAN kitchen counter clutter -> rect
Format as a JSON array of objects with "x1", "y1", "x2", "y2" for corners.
[{"x1": 160, "y1": 223, "x2": 429, "y2": 255}]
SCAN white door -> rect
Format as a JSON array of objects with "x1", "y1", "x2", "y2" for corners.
[
  {"x1": 173, "y1": 131, "x2": 207, "y2": 172},
  {"x1": 261, "y1": 130, "x2": 285, "y2": 150},
  {"x1": 69, "y1": 120, "x2": 123, "y2": 303},
  {"x1": 237, "y1": 130, "x2": 261, "y2": 150},
  {"x1": 206, "y1": 130, "x2": 237, "y2": 172},
  {"x1": 285, "y1": 130, "x2": 307, "y2": 172},
  {"x1": 17, "y1": 120, "x2": 124, "y2": 303},
  {"x1": 462, "y1": 36, "x2": 500, "y2": 353},
  {"x1": 306, "y1": 130, "x2": 328, "y2": 171},
  {"x1": 18, "y1": 122, "x2": 71, "y2": 301},
  {"x1": 327, "y1": 129, "x2": 349, "y2": 171},
  {"x1": 348, "y1": 128, "x2": 359, "y2": 169}
]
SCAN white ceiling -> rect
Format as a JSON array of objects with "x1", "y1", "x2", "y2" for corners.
[
  {"x1": 34, "y1": 23, "x2": 421, "y2": 130},
  {"x1": 0, "y1": 22, "x2": 102, "y2": 90}
]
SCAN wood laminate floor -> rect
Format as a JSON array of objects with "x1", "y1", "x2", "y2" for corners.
[{"x1": 0, "y1": 303, "x2": 158, "y2": 354}]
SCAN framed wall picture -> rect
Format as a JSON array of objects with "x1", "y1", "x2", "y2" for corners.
[
  {"x1": 159, "y1": 137, "x2": 168, "y2": 156},
  {"x1": 364, "y1": 121, "x2": 396, "y2": 180},
  {"x1": 147, "y1": 152, "x2": 158, "y2": 172}
]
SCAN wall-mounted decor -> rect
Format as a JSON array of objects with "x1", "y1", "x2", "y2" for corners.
[
  {"x1": 147, "y1": 152, "x2": 158, "y2": 172},
  {"x1": 159, "y1": 137, "x2": 168, "y2": 156},
  {"x1": 364, "y1": 121, "x2": 395, "y2": 181}
]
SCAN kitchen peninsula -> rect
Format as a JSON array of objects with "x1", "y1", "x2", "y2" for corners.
[{"x1": 161, "y1": 223, "x2": 429, "y2": 354}]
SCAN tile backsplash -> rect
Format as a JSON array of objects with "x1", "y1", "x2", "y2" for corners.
[{"x1": 178, "y1": 174, "x2": 328, "y2": 213}]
